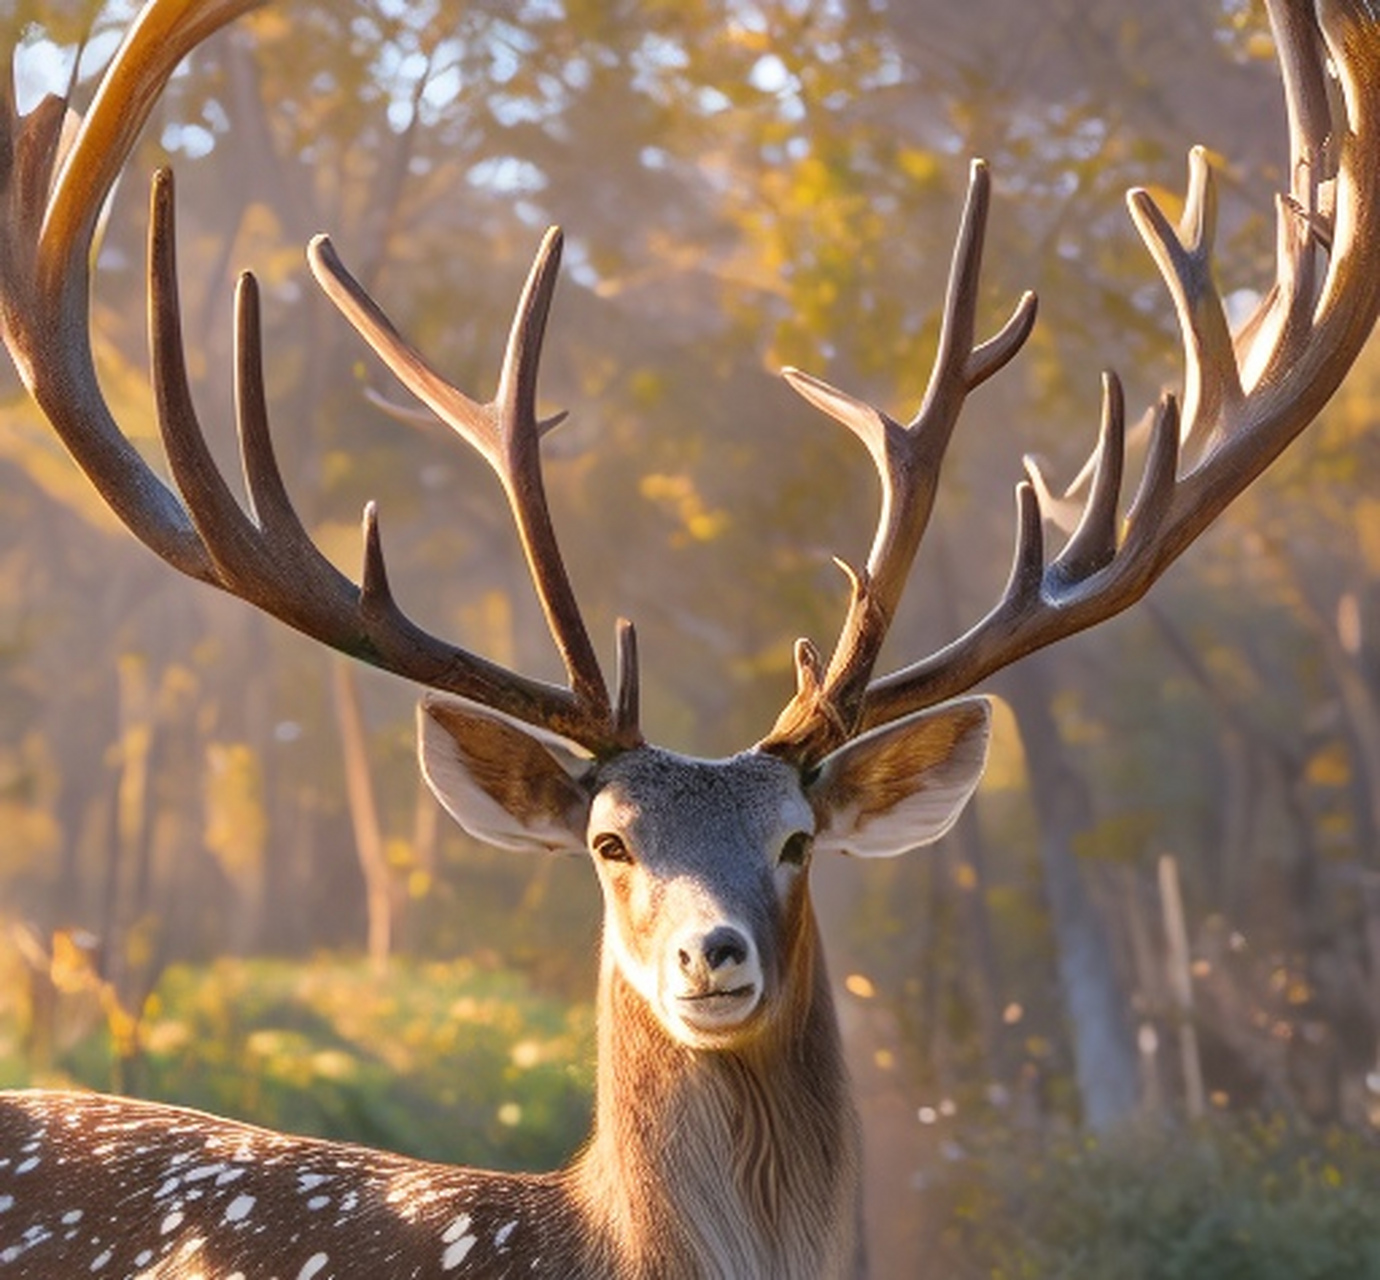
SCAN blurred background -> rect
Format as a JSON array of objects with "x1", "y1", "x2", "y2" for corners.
[{"x1": 3, "y1": 0, "x2": 1380, "y2": 1274}]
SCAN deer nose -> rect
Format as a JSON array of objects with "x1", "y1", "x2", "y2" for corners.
[{"x1": 679, "y1": 925, "x2": 750, "y2": 975}]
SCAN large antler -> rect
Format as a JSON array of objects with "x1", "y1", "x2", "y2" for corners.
[
  {"x1": 761, "y1": 0, "x2": 1380, "y2": 765},
  {"x1": 0, "y1": 0, "x2": 639, "y2": 756}
]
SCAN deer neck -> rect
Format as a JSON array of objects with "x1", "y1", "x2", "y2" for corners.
[{"x1": 567, "y1": 905, "x2": 862, "y2": 1280}]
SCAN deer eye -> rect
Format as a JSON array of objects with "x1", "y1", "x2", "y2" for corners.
[
  {"x1": 779, "y1": 831, "x2": 813, "y2": 868},
  {"x1": 593, "y1": 833, "x2": 632, "y2": 864}
]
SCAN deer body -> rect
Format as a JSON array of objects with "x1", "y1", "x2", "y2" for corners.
[
  {"x1": 2, "y1": 739, "x2": 902, "y2": 1277},
  {"x1": 0, "y1": 1091, "x2": 579, "y2": 1277},
  {"x1": 2, "y1": 0, "x2": 1380, "y2": 1275},
  {"x1": 0, "y1": 946, "x2": 855, "y2": 1279}
]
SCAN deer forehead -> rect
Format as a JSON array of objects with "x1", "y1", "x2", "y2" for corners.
[{"x1": 588, "y1": 747, "x2": 812, "y2": 860}]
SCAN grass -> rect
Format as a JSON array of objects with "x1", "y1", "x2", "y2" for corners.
[{"x1": 1, "y1": 947, "x2": 596, "y2": 1173}]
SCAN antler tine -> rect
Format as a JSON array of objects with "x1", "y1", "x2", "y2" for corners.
[
  {"x1": 149, "y1": 166, "x2": 634, "y2": 750},
  {"x1": 232, "y1": 255, "x2": 397, "y2": 636},
  {"x1": 308, "y1": 229, "x2": 629, "y2": 729},
  {"x1": 853, "y1": 0, "x2": 1380, "y2": 738},
  {"x1": 0, "y1": 11, "x2": 232, "y2": 582},
  {"x1": 760, "y1": 159, "x2": 1037, "y2": 762},
  {"x1": 150, "y1": 171, "x2": 266, "y2": 579},
  {"x1": 1126, "y1": 147, "x2": 1242, "y2": 460},
  {"x1": 1233, "y1": 0, "x2": 1333, "y2": 389},
  {"x1": 859, "y1": 392, "x2": 1182, "y2": 722},
  {"x1": 1048, "y1": 371, "x2": 1126, "y2": 585},
  {"x1": 36, "y1": 0, "x2": 268, "y2": 287}
]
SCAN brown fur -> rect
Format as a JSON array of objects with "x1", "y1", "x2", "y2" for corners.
[{"x1": 567, "y1": 888, "x2": 862, "y2": 1280}]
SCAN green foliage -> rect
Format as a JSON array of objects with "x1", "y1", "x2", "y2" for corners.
[
  {"x1": 7, "y1": 954, "x2": 594, "y2": 1173},
  {"x1": 936, "y1": 1118, "x2": 1380, "y2": 1280}
]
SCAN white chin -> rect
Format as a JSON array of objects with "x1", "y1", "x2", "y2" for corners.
[{"x1": 670, "y1": 988, "x2": 762, "y2": 1044}]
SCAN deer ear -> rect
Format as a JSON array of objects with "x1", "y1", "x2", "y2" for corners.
[
  {"x1": 806, "y1": 698, "x2": 990, "y2": 858},
  {"x1": 418, "y1": 694, "x2": 595, "y2": 854}
]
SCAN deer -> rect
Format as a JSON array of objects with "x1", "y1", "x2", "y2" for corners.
[{"x1": 1, "y1": 0, "x2": 1378, "y2": 1275}]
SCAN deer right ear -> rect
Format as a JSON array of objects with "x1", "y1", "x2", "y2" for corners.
[
  {"x1": 418, "y1": 694, "x2": 596, "y2": 854},
  {"x1": 806, "y1": 698, "x2": 990, "y2": 858}
]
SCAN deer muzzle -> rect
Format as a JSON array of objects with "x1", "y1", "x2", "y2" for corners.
[{"x1": 669, "y1": 922, "x2": 762, "y2": 1036}]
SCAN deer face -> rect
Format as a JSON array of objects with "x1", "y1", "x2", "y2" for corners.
[
  {"x1": 418, "y1": 693, "x2": 991, "y2": 1050},
  {"x1": 584, "y1": 748, "x2": 812, "y2": 1047}
]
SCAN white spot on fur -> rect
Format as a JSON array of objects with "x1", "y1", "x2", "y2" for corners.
[
  {"x1": 184, "y1": 1163, "x2": 226, "y2": 1182},
  {"x1": 439, "y1": 1213, "x2": 478, "y2": 1269},
  {"x1": 135, "y1": 1250, "x2": 153, "y2": 1267},
  {"x1": 223, "y1": 1194, "x2": 256, "y2": 1223},
  {"x1": 442, "y1": 1234, "x2": 477, "y2": 1270},
  {"x1": 298, "y1": 1253, "x2": 329, "y2": 1279},
  {"x1": 307, "y1": 1194, "x2": 330, "y2": 1210},
  {"x1": 0, "y1": 1195, "x2": 13, "y2": 1213},
  {"x1": 442, "y1": 1213, "x2": 472, "y2": 1243},
  {"x1": 62, "y1": 1209, "x2": 83, "y2": 1225},
  {"x1": 160, "y1": 1209, "x2": 184, "y2": 1234},
  {"x1": 14, "y1": 1156, "x2": 39, "y2": 1174},
  {"x1": 495, "y1": 1220, "x2": 517, "y2": 1247},
  {"x1": 90, "y1": 1247, "x2": 112, "y2": 1270},
  {"x1": 0, "y1": 1223, "x2": 51, "y2": 1265}
]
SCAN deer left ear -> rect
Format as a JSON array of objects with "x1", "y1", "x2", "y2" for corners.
[
  {"x1": 806, "y1": 698, "x2": 990, "y2": 858},
  {"x1": 418, "y1": 693, "x2": 596, "y2": 854}
]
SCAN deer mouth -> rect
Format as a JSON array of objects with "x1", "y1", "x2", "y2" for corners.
[{"x1": 675, "y1": 985, "x2": 760, "y2": 1031}]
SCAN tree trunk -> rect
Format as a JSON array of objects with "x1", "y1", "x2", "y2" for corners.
[
  {"x1": 946, "y1": 807, "x2": 1009, "y2": 1085},
  {"x1": 331, "y1": 657, "x2": 393, "y2": 971},
  {"x1": 1158, "y1": 854, "x2": 1205, "y2": 1118},
  {"x1": 1003, "y1": 660, "x2": 1139, "y2": 1130}
]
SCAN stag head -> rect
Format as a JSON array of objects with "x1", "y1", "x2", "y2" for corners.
[{"x1": 420, "y1": 695, "x2": 988, "y2": 1049}]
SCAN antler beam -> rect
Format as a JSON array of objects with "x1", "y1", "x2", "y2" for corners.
[
  {"x1": 0, "y1": 1, "x2": 639, "y2": 756},
  {"x1": 762, "y1": 0, "x2": 1380, "y2": 763}
]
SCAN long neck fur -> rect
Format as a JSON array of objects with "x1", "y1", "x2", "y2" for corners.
[{"x1": 565, "y1": 897, "x2": 862, "y2": 1280}]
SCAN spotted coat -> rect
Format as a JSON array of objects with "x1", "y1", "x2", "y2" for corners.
[{"x1": 0, "y1": 1092, "x2": 578, "y2": 1279}]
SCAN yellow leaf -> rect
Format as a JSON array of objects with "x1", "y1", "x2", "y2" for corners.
[
  {"x1": 204, "y1": 742, "x2": 267, "y2": 879},
  {"x1": 845, "y1": 973, "x2": 876, "y2": 999},
  {"x1": 896, "y1": 146, "x2": 940, "y2": 188},
  {"x1": 49, "y1": 929, "x2": 99, "y2": 994},
  {"x1": 1355, "y1": 499, "x2": 1380, "y2": 575},
  {"x1": 1305, "y1": 741, "x2": 1351, "y2": 789}
]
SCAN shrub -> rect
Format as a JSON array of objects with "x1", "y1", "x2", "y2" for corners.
[{"x1": 933, "y1": 1115, "x2": 1380, "y2": 1280}]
